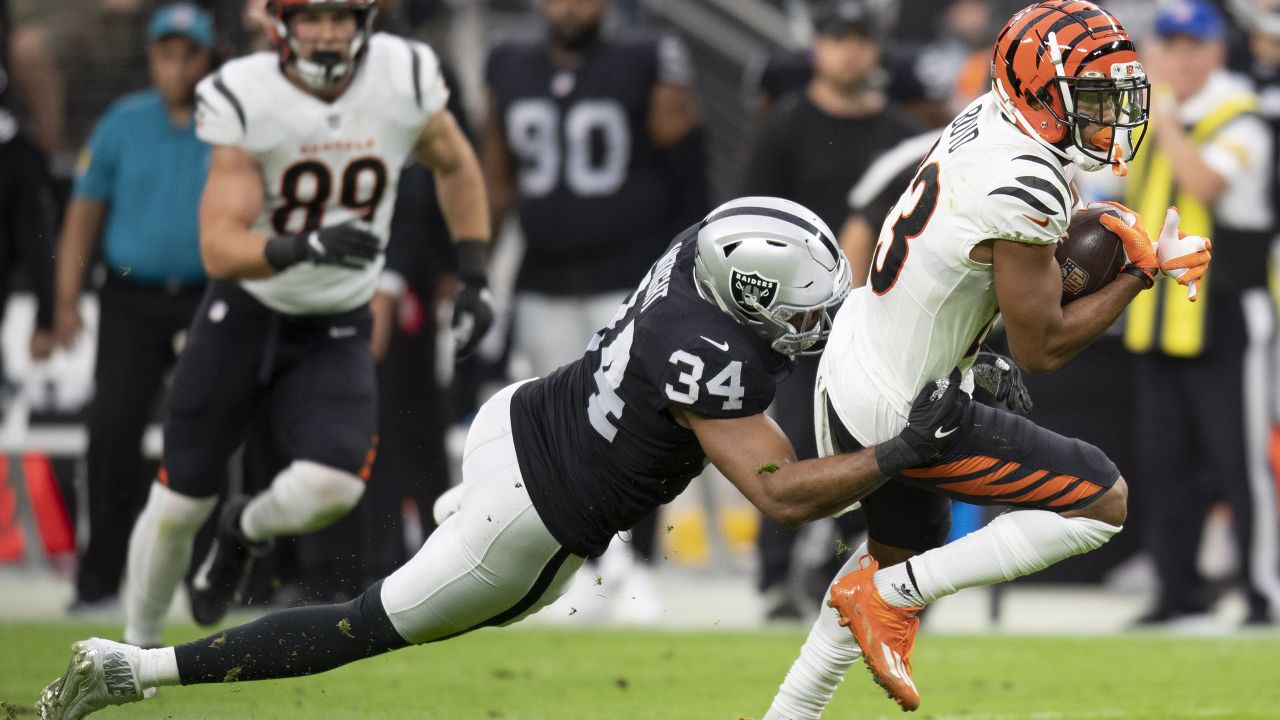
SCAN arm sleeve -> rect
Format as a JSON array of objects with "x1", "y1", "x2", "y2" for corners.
[
  {"x1": 974, "y1": 153, "x2": 1071, "y2": 245},
  {"x1": 408, "y1": 39, "x2": 450, "y2": 120},
  {"x1": 72, "y1": 110, "x2": 120, "y2": 201},
  {"x1": 194, "y1": 73, "x2": 248, "y2": 147}
]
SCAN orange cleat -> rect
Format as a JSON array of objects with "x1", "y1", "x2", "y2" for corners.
[{"x1": 827, "y1": 557, "x2": 923, "y2": 712}]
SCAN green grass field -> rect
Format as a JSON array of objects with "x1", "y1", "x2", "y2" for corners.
[{"x1": 2, "y1": 623, "x2": 1279, "y2": 719}]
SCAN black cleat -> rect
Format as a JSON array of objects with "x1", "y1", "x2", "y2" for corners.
[{"x1": 189, "y1": 495, "x2": 271, "y2": 626}]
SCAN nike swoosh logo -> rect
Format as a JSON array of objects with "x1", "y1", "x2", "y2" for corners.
[
  {"x1": 934, "y1": 426, "x2": 957, "y2": 439},
  {"x1": 1023, "y1": 213, "x2": 1051, "y2": 227},
  {"x1": 329, "y1": 326, "x2": 358, "y2": 339},
  {"x1": 700, "y1": 336, "x2": 729, "y2": 352}
]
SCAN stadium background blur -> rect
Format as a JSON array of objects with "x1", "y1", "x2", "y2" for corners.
[{"x1": 1, "y1": 0, "x2": 1279, "y2": 641}]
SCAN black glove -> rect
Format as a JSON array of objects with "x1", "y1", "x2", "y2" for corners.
[
  {"x1": 971, "y1": 349, "x2": 1033, "y2": 417},
  {"x1": 875, "y1": 368, "x2": 968, "y2": 476},
  {"x1": 451, "y1": 239, "x2": 494, "y2": 360},
  {"x1": 264, "y1": 220, "x2": 381, "y2": 271}
]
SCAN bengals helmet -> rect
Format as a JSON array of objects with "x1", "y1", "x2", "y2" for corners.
[
  {"x1": 992, "y1": 1, "x2": 1149, "y2": 175},
  {"x1": 266, "y1": 0, "x2": 377, "y2": 91}
]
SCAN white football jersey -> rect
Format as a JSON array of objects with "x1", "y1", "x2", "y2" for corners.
[
  {"x1": 820, "y1": 93, "x2": 1078, "y2": 445},
  {"x1": 196, "y1": 33, "x2": 450, "y2": 315}
]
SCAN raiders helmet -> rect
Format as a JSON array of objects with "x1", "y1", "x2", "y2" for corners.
[
  {"x1": 694, "y1": 197, "x2": 851, "y2": 357},
  {"x1": 266, "y1": 0, "x2": 377, "y2": 91}
]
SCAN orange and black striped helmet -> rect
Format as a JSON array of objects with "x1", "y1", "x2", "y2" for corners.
[
  {"x1": 992, "y1": 1, "x2": 1149, "y2": 175},
  {"x1": 266, "y1": 0, "x2": 378, "y2": 91}
]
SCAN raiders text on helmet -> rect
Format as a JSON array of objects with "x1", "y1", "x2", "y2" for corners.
[
  {"x1": 267, "y1": 0, "x2": 377, "y2": 91},
  {"x1": 992, "y1": 1, "x2": 1150, "y2": 175},
  {"x1": 694, "y1": 197, "x2": 851, "y2": 357}
]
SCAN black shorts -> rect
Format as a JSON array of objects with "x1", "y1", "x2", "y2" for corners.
[
  {"x1": 828, "y1": 398, "x2": 1120, "y2": 552},
  {"x1": 161, "y1": 281, "x2": 377, "y2": 497}
]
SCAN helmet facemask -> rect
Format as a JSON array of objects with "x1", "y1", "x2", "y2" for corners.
[
  {"x1": 270, "y1": 2, "x2": 377, "y2": 92},
  {"x1": 1041, "y1": 32, "x2": 1150, "y2": 175},
  {"x1": 693, "y1": 197, "x2": 852, "y2": 360}
]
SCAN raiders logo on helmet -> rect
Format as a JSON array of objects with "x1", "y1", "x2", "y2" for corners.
[{"x1": 731, "y1": 270, "x2": 779, "y2": 314}]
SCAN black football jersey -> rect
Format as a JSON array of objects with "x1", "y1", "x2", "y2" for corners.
[
  {"x1": 510, "y1": 226, "x2": 791, "y2": 557},
  {"x1": 486, "y1": 30, "x2": 689, "y2": 295}
]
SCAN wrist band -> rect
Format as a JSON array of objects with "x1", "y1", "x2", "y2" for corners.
[
  {"x1": 1121, "y1": 264, "x2": 1155, "y2": 289},
  {"x1": 454, "y1": 239, "x2": 489, "y2": 285}
]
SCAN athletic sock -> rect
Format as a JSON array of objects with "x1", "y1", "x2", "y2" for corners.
[
  {"x1": 124, "y1": 483, "x2": 218, "y2": 647},
  {"x1": 763, "y1": 544, "x2": 868, "y2": 720},
  {"x1": 137, "y1": 647, "x2": 180, "y2": 688},
  {"x1": 875, "y1": 510, "x2": 1121, "y2": 606},
  {"x1": 873, "y1": 561, "x2": 926, "y2": 608},
  {"x1": 173, "y1": 580, "x2": 409, "y2": 684}
]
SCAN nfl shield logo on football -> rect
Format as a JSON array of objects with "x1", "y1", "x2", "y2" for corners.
[
  {"x1": 1061, "y1": 258, "x2": 1089, "y2": 295},
  {"x1": 731, "y1": 270, "x2": 779, "y2": 313}
]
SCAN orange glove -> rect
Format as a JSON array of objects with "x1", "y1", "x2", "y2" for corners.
[
  {"x1": 1091, "y1": 201, "x2": 1158, "y2": 286},
  {"x1": 1155, "y1": 207, "x2": 1212, "y2": 302}
]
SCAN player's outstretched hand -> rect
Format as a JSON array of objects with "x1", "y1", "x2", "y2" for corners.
[
  {"x1": 1091, "y1": 200, "x2": 1157, "y2": 286},
  {"x1": 875, "y1": 369, "x2": 968, "y2": 476},
  {"x1": 264, "y1": 219, "x2": 381, "y2": 271},
  {"x1": 451, "y1": 240, "x2": 494, "y2": 360},
  {"x1": 972, "y1": 350, "x2": 1033, "y2": 417},
  {"x1": 1155, "y1": 206, "x2": 1212, "y2": 302}
]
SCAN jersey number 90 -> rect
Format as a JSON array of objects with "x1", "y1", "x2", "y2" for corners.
[{"x1": 506, "y1": 98, "x2": 631, "y2": 198}]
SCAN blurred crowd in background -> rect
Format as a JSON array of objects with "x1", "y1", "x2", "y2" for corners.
[{"x1": 2, "y1": 0, "x2": 1280, "y2": 631}]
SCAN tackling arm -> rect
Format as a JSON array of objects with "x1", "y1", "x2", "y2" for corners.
[
  {"x1": 198, "y1": 145, "x2": 273, "y2": 280},
  {"x1": 993, "y1": 238, "x2": 1143, "y2": 374},
  {"x1": 683, "y1": 410, "x2": 888, "y2": 529}
]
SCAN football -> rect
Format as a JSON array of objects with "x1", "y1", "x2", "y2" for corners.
[{"x1": 1056, "y1": 206, "x2": 1125, "y2": 304}]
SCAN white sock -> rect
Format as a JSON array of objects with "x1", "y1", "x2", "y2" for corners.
[
  {"x1": 763, "y1": 544, "x2": 868, "y2": 720},
  {"x1": 875, "y1": 510, "x2": 1121, "y2": 607},
  {"x1": 136, "y1": 647, "x2": 180, "y2": 688},
  {"x1": 240, "y1": 460, "x2": 365, "y2": 542},
  {"x1": 874, "y1": 562, "x2": 926, "y2": 608},
  {"x1": 124, "y1": 483, "x2": 218, "y2": 647}
]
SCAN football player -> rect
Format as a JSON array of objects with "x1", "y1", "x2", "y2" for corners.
[
  {"x1": 764, "y1": 2, "x2": 1214, "y2": 717},
  {"x1": 118, "y1": 0, "x2": 494, "y2": 650},
  {"x1": 36, "y1": 197, "x2": 967, "y2": 720}
]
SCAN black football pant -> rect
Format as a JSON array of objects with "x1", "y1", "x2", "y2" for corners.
[
  {"x1": 1135, "y1": 289, "x2": 1280, "y2": 620},
  {"x1": 75, "y1": 275, "x2": 204, "y2": 603}
]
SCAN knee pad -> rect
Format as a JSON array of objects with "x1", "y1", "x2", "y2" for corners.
[{"x1": 274, "y1": 460, "x2": 366, "y2": 528}]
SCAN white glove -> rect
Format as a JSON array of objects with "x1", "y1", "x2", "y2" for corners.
[{"x1": 1155, "y1": 207, "x2": 1213, "y2": 302}]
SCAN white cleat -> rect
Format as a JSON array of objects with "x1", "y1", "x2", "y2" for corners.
[{"x1": 37, "y1": 638, "x2": 147, "y2": 720}]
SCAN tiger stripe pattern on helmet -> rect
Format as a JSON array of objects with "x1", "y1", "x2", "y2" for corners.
[{"x1": 992, "y1": 1, "x2": 1149, "y2": 172}]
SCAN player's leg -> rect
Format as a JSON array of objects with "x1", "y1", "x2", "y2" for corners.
[
  {"x1": 39, "y1": 383, "x2": 583, "y2": 720},
  {"x1": 867, "y1": 404, "x2": 1124, "y2": 611},
  {"x1": 766, "y1": 435, "x2": 951, "y2": 720},
  {"x1": 825, "y1": 403, "x2": 1123, "y2": 710},
  {"x1": 123, "y1": 282, "x2": 268, "y2": 647},
  {"x1": 189, "y1": 310, "x2": 377, "y2": 625}
]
